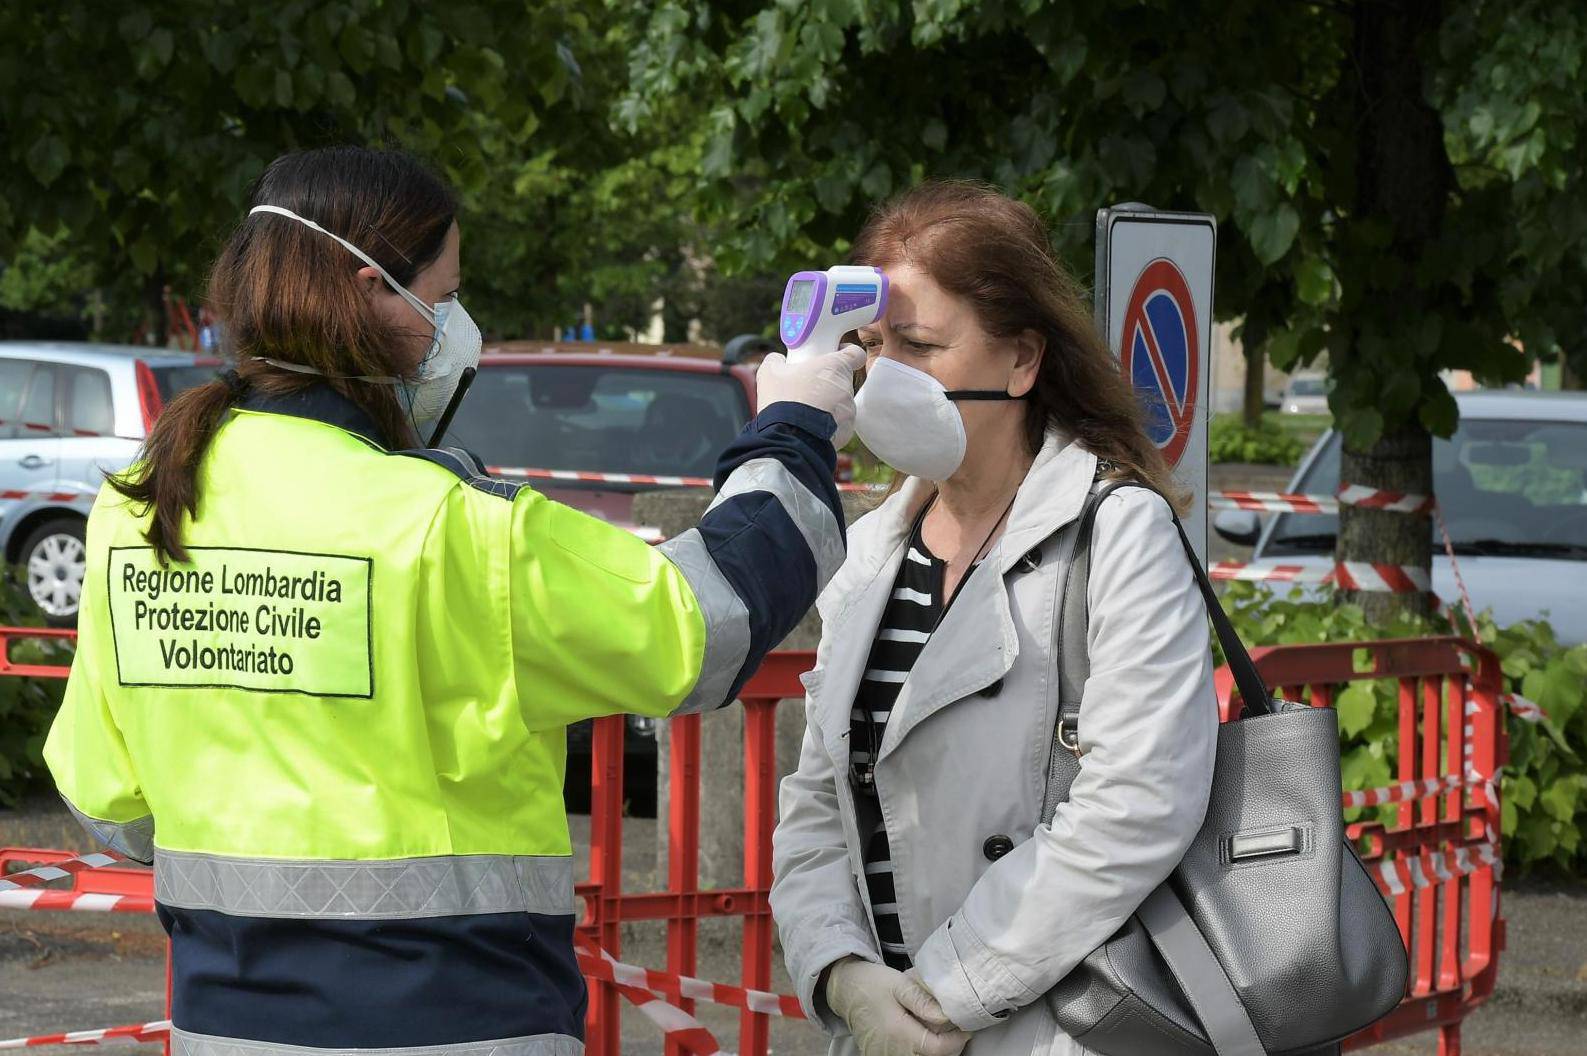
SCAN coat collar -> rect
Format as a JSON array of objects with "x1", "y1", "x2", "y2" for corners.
[
  {"x1": 234, "y1": 383, "x2": 388, "y2": 449},
  {"x1": 811, "y1": 428, "x2": 1099, "y2": 761},
  {"x1": 818, "y1": 427, "x2": 1097, "y2": 620}
]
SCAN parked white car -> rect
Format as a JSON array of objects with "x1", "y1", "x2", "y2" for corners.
[
  {"x1": 1215, "y1": 390, "x2": 1587, "y2": 642},
  {"x1": 1281, "y1": 370, "x2": 1331, "y2": 415},
  {"x1": 1, "y1": 341, "x2": 219, "y2": 624}
]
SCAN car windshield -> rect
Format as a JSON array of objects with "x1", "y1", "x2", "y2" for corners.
[
  {"x1": 151, "y1": 364, "x2": 221, "y2": 401},
  {"x1": 446, "y1": 364, "x2": 750, "y2": 483},
  {"x1": 1267, "y1": 418, "x2": 1587, "y2": 560}
]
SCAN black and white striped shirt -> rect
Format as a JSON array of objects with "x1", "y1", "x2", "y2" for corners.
[{"x1": 850, "y1": 517, "x2": 975, "y2": 970}]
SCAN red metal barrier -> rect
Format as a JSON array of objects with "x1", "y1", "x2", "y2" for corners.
[
  {"x1": 3, "y1": 632, "x2": 1504, "y2": 1054},
  {"x1": 577, "y1": 650, "x2": 809, "y2": 1056},
  {"x1": 0, "y1": 625, "x2": 74, "y2": 679}
]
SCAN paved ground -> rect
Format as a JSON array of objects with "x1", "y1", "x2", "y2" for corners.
[{"x1": 4, "y1": 809, "x2": 1584, "y2": 1054}]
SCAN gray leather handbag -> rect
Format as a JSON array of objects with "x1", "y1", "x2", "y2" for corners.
[{"x1": 1041, "y1": 479, "x2": 1409, "y2": 1056}]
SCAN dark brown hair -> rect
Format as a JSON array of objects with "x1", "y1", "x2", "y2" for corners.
[
  {"x1": 111, "y1": 146, "x2": 458, "y2": 562},
  {"x1": 851, "y1": 180, "x2": 1189, "y2": 512}
]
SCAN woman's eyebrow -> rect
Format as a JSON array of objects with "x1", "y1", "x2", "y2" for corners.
[{"x1": 893, "y1": 321, "x2": 938, "y2": 336}]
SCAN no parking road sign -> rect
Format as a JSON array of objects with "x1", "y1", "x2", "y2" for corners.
[{"x1": 1096, "y1": 206, "x2": 1216, "y2": 565}]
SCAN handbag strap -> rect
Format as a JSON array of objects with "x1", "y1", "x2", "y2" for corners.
[{"x1": 1054, "y1": 479, "x2": 1274, "y2": 743}]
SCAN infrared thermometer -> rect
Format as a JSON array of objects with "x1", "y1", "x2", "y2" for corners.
[{"x1": 779, "y1": 266, "x2": 890, "y2": 363}]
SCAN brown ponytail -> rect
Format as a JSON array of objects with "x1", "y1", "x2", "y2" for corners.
[
  {"x1": 109, "y1": 146, "x2": 458, "y2": 564},
  {"x1": 851, "y1": 180, "x2": 1190, "y2": 512}
]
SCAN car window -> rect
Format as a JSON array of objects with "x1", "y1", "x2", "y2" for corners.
[
  {"x1": 1288, "y1": 377, "x2": 1327, "y2": 397},
  {"x1": 448, "y1": 365, "x2": 751, "y2": 483},
  {"x1": 67, "y1": 367, "x2": 115, "y2": 438},
  {"x1": 151, "y1": 364, "x2": 220, "y2": 401},
  {"x1": 0, "y1": 359, "x2": 37, "y2": 440},
  {"x1": 17, "y1": 362, "x2": 59, "y2": 438},
  {"x1": 1266, "y1": 418, "x2": 1587, "y2": 559}
]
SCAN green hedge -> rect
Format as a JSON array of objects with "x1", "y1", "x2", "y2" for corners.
[
  {"x1": 0, "y1": 576, "x2": 69, "y2": 807},
  {"x1": 1208, "y1": 414, "x2": 1307, "y2": 465},
  {"x1": 1218, "y1": 582, "x2": 1586, "y2": 874}
]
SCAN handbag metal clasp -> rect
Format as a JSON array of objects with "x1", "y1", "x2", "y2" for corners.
[{"x1": 1058, "y1": 716, "x2": 1082, "y2": 758}]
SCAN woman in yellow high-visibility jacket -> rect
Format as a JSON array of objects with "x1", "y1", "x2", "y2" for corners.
[{"x1": 46, "y1": 145, "x2": 862, "y2": 1056}]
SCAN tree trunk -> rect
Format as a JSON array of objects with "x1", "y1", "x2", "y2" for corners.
[
  {"x1": 1339, "y1": 426, "x2": 1434, "y2": 620},
  {"x1": 142, "y1": 265, "x2": 168, "y2": 347},
  {"x1": 1339, "y1": 0, "x2": 1450, "y2": 621},
  {"x1": 1242, "y1": 340, "x2": 1266, "y2": 428}
]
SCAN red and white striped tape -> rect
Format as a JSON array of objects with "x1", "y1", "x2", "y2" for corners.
[
  {"x1": 1336, "y1": 485, "x2": 1435, "y2": 514},
  {"x1": 0, "y1": 1020, "x2": 169, "y2": 1049},
  {"x1": 1374, "y1": 841, "x2": 1502, "y2": 898},
  {"x1": 1209, "y1": 560, "x2": 1430, "y2": 593},
  {"x1": 575, "y1": 937, "x2": 739, "y2": 1055},
  {"x1": 0, "y1": 851, "x2": 126, "y2": 892},
  {"x1": 0, "y1": 888, "x2": 154, "y2": 914},
  {"x1": 576, "y1": 935, "x2": 805, "y2": 1019},
  {"x1": 1341, "y1": 771, "x2": 1486, "y2": 810},
  {"x1": 1502, "y1": 692, "x2": 1544, "y2": 723},
  {"x1": 1209, "y1": 490, "x2": 1336, "y2": 514},
  {"x1": 489, "y1": 466, "x2": 878, "y2": 493},
  {"x1": 1207, "y1": 484, "x2": 1435, "y2": 516},
  {"x1": 0, "y1": 488, "x2": 96, "y2": 505}
]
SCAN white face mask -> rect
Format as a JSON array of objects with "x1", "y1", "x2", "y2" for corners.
[
  {"x1": 248, "y1": 204, "x2": 481, "y2": 438},
  {"x1": 854, "y1": 356, "x2": 1023, "y2": 482}
]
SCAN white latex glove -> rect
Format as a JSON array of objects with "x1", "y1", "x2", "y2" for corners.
[
  {"x1": 825, "y1": 957, "x2": 971, "y2": 1056},
  {"x1": 755, "y1": 343, "x2": 867, "y2": 448}
]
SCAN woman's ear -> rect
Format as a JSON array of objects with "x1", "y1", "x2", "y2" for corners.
[
  {"x1": 354, "y1": 265, "x2": 384, "y2": 299},
  {"x1": 1008, "y1": 329, "x2": 1046, "y2": 398}
]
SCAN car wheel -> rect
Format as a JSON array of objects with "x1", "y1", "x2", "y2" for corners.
[{"x1": 20, "y1": 517, "x2": 87, "y2": 626}]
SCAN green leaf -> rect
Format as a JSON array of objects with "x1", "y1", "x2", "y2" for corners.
[
  {"x1": 127, "y1": 235, "x2": 159, "y2": 275},
  {"x1": 1248, "y1": 203, "x2": 1299, "y2": 264},
  {"x1": 1418, "y1": 383, "x2": 1459, "y2": 437},
  {"x1": 922, "y1": 119, "x2": 947, "y2": 152},
  {"x1": 25, "y1": 136, "x2": 69, "y2": 187},
  {"x1": 325, "y1": 70, "x2": 356, "y2": 109},
  {"x1": 1336, "y1": 683, "x2": 1378, "y2": 737},
  {"x1": 1338, "y1": 406, "x2": 1385, "y2": 451},
  {"x1": 1294, "y1": 255, "x2": 1334, "y2": 306},
  {"x1": 860, "y1": 161, "x2": 892, "y2": 199}
]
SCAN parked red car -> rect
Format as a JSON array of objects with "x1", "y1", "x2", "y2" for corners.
[{"x1": 450, "y1": 344, "x2": 850, "y2": 541}]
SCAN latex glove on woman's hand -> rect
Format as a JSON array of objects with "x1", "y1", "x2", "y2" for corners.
[
  {"x1": 755, "y1": 343, "x2": 867, "y2": 448},
  {"x1": 824, "y1": 957, "x2": 971, "y2": 1056}
]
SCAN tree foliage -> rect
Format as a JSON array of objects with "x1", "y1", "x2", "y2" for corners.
[
  {"x1": 616, "y1": 0, "x2": 1587, "y2": 604},
  {"x1": 0, "y1": 0, "x2": 710, "y2": 339}
]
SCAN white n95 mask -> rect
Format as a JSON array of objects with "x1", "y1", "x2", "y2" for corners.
[
  {"x1": 854, "y1": 356, "x2": 1023, "y2": 481},
  {"x1": 248, "y1": 204, "x2": 481, "y2": 436}
]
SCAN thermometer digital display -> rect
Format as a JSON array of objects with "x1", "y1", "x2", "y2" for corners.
[{"x1": 779, "y1": 266, "x2": 889, "y2": 363}]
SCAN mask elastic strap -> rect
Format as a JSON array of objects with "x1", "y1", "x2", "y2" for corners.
[
  {"x1": 249, "y1": 204, "x2": 436, "y2": 324},
  {"x1": 945, "y1": 390, "x2": 1028, "y2": 401},
  {"x1": 256, "y1": 356, "x2": 401, "y2": 385}
]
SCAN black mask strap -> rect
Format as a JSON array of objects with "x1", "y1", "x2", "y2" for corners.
[{"x1": 945, "y1": 389, "x2": 1027, "y2": 401}]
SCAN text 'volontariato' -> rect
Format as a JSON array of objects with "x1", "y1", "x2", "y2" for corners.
[{"x1": 108, "y1": 546, "x2": 373, "y2": 697}]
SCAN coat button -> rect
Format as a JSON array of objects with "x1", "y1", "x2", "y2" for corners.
[
  {"x1": 1018, "y1": 547, "x2": 1042, "y2": 572},
  {"x1": 978, "y1": 678, "x2": 1003, "y2": 698},
  {"x1": 983, "y1": 834, "x2": 1015, "y2": 861}
]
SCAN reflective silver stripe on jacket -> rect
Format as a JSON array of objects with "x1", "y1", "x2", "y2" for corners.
[
  {"x1": 170, "y1": 1027, "x2": 583, "y2": 1056},
  {"x1": 657, "y1": 528, "x2": 751, "y2": 715},
  {"x1": 155, "y1": 850, "x2": 574, "y2": 920},
  {"x1": 708, "y1": 457, "x2": 844, "y2": 586},
  {"x1": 62, "y1": 796, "x2": 155, "y2": 864}
]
